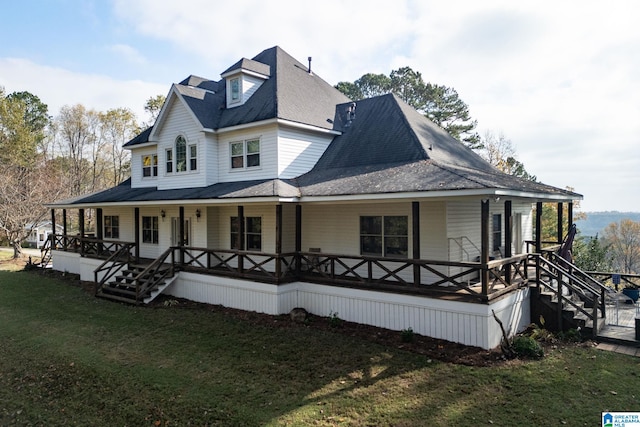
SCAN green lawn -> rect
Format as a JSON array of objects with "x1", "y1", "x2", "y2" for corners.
[{"x1": 0, "y1": 270, "x2": 638, "y2": 426}]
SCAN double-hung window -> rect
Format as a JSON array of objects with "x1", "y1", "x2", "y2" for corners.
[
  {"x1": 230, "y1": 139, "x2": 260, "y2": 169},
  {"x1": 230, "y1": 216, "x2": 262, "y2": 251},
  {"x1": 142, "y1": 154, "x2": 158, "y2": 177},
  {"x1": 360, "y1": 216, "x2": 408, "y2": 258},
  {"x1": 166, "y1": 148, "x2": 173, "y2": 173},
  {"x1": 104, "y1": 215, "x2": 119, "y2": 239},
  {"x1": 189, "y1": 144, "x2": 197, "y2": 170},
  {"x1": 492, "y1": 214, "x2": 502, "y2": 252},
  {"x1": 230, "y1": 77, "x2": 240, "y2": 103},
  {"x1": 142, "y1": 216, "x2": 159, "y2": 244}
]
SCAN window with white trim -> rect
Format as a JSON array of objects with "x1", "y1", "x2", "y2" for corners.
[
  {"x1": 189, "y1": 144, "x2": 197, "y2": 171},
  {"x1": 230, "y1": 216, "x2": 262, "y2": 251},
  {"x1": 142, "y1": 216, "x2": 159, "y2": 244},
  {"x1": 166, "y1": 148, "x2": 173, "y2": 173},
  {"x1": 360, "y1": 216, "x2": 408, "y2": 258},
  {"x1": 176, "y1": 136, "x2": 187, "y2": 172},
  {"x1": 104, "y1": 215, "x2": 119, "y2": 239},
  {"x1": 230, "y1": 77, "x2": 240, "y2": 103},
  {"x1": 492, "y1": 214, "x2": 502, "y2": 252},
  {"x1": 142, "y1": 154, "x2": 158, "y2": 177},
  {"x1": 230, "y1": 139, "x2": 260, "y2": 169}
]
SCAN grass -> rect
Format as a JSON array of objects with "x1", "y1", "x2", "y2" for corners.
[{"x1": 0, "y1": 270, "x2": 639, "y2": 426}]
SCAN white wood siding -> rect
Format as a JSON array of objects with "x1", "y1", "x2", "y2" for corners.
[
  {"x1": 218, "y1": 125, "x2": 278, "y2": 182},
  {"x1": 277, "y1": 127, "x2": 333, "y2": 178},
  {"x1": 101, "y1": 208, "x2": 134, "y2": 242},
  {"x1": 164, "y1": 274, "x2": 531, "y2": 350},
  {"x1": 242, "y1": 75, "x2": 264, "y2": 102},
  {"x1": 129, "y1": 146, "x2": 159, "y2": 189},
  {"x1": 203, "y1": 133, "x2": 219, "y2": 186},
  {"x1": 156, "y1": 99, "x2": 207, "y2": 190}
]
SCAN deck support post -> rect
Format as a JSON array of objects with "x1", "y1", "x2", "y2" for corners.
[
  {"x1": 568, "y1": 202, "x2": 573, "y2": 228},
  {"x1": 412, "y1": 201, "x2": 421, "y2": 286},
  {"x1": 504, "y1": 200, "x2": 512, "y2": 285},
  {"x1": 481, "y1": 199, "x2": 490, "y2": 297}
]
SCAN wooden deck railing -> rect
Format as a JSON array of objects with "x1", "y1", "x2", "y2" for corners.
[{"x1": 52, "y1": 234, "x2": 136, "y2": 259}]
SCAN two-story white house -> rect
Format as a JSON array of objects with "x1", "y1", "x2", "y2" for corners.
[{"x1": 47, "y1": 46, "x2": 583, "y2": 349}]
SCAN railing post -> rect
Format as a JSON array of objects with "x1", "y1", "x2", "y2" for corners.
[
  {"x1": 592, "y1": 297, "x2": 599, "y2": 338},
  {"x1": 412, "y1": 201, "x2": 421, "y2": 286},
  {"x1": 556, "y1": 269, "x2": 563, "y2": 332}
]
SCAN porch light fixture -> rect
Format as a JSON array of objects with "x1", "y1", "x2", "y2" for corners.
[
  {"x1": 195, "y1": 209, "x2": 201, "y2": 221},
  {"x1": 160, "y1": 210, "x2": 166, "y2": 221}
]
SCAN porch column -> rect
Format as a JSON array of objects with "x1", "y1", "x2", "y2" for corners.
[
  {"x1": 50, "y1": 208, "x2": 56, "y2": 248},
  {"x1": 481, "y1": 199, "x2": 490, "y2": 297},
  {"x1": 179, "y1": 206, "x2": 185, "y2": 266},
  {"x1": 504, "y1": 201, "x2": 513, "y2": 285},
  {"x1": 96, "y1": 208, "x2": 103, "y2": 240},
  {"x1": 535, "y1": 202, "x2": 543, "y2": 289},
  {"x1": 295, "y1": 204, "x2": 302, "y2": 275},
  {"x1": 557, "y1": 202, "x2": 564, "y2": 243},
  {"x1": 275, "y1": 204, "x2": 282, "y2": 280},
  {"x1": 412, "y1": 201, "x2": 421, "y2": 286},
  {"x1": 134, "y1": 208, "x2": 140, "y2": 262},
  {"x1": 62, "y1": 209, "x2": 67, "y2": 249},
  {"x1": 237, "y1": 206, "x2": 244, "y2": 273},
  {"x1": 568, "y1": 202, "x2": 574, "y2": 227},
  {"x1": 79, "y1": 208, "x2": 85, "y2": 256}
]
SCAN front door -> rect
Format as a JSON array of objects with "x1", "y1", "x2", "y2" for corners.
[{"x1": 171, "y1": 217, "x2": 191, "y2": 246}]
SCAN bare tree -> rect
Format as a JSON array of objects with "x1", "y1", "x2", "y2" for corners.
[
  {"x1": 100, "y1": 108, "x2": 136, "y2": 185},
  {"x1": 602, "y1": 219, "x2": 640, "y2": 274}
]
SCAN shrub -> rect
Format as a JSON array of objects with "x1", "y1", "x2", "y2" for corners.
[
  {"x1": 512, "y1": 336, "x2": 544, "y2": 359},
  {"x1": 328, "y1": 311, "x2": 342, "y2": 328},
  {"x1": 401, "y1": 327, "x2": 414, "y2": 343}
]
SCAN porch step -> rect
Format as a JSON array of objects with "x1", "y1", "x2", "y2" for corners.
[{"x1": 96, "y1": 262, "x2": 174, "y2": 305}]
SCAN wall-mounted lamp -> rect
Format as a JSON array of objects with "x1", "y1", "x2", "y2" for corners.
[
  {"x1": 160, "y1": 210, "x2": 166, "y2": 221},
  {"x1": 494, "y1": 196, "x2": 501, "y2": 202},
  {"x1": 195, "y1": 209, "x2": 201, "y2": 222}
]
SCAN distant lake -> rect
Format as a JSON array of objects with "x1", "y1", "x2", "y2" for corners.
[{"x1": 575, "y1": 212, "x2": 640, "y2": 237}]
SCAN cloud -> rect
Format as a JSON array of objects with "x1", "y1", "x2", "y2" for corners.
[
  {"x1": 107, "y1": 43, "x2": 148, "y2": 65},
  {"x1": 0, "y1": 57, "x2": 166, "y2": 120}
]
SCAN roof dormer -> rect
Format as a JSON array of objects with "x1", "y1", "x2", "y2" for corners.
[{"x1": 221, "y1": 58, "x2": 271, "y2": 108}]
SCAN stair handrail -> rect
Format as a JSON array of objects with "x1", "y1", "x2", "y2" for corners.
[
  {"x1": 39, "y1": 234, "x2": 53, "y2": 268},
  {"x1": 93, "y1": 242, "x2": 136, "y2": 295},
  {"x1": 548, "y1": 251, "x2": 614, "y2": 316},
  {"x1": 537, "y1": 255, "x2": 602, "y2": 337},
  {"x1": 134, "y1": 246, "x2": 176, "y2": 303}
]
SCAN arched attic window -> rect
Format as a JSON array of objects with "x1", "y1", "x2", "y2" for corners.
[{"x1": 176, "y1": 135, "x2": 187, "y2": 172}]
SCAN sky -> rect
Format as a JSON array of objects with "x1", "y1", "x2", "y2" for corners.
[{"x1": 1, "y1": 0, "x2": 639, "y2": 212}]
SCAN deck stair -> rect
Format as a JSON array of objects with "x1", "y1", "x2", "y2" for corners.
[
  {"x1": 96, "y1": 264, "x2": 174, "y2": 304},
  {"x1": 94, "y1": 247, "x2": 176, "y2": 305},
  {"x1": 533, "y1": 253, "x2": 614, "y2": 337}
]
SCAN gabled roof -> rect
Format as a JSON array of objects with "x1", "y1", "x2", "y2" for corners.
[{"x1": 125, "y1": 46, "x2": 350, "y2": 148}]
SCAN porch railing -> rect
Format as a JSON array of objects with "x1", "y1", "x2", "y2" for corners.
[
  {"x1": 177, "y1": 246, "x2": 297, "y2": 284},
  {"x1": 53, "y1": 234, "x2": 136, "y2": 259}
]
